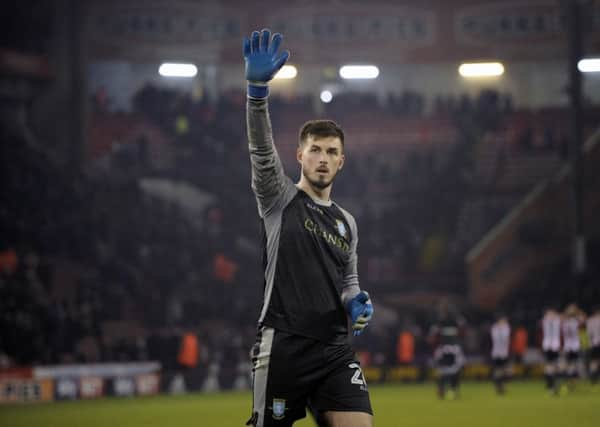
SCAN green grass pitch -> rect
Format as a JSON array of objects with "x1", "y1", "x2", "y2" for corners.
[{"x1": 1, "y1": 381, "x2": 599, "y2": 426}]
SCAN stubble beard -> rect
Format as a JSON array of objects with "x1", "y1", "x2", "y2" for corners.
[{"x1": 303, "y1": 168, "x2": 336, "y2": 190}]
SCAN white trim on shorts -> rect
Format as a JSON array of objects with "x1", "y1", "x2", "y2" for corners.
[{"x1": 252, "y1": 327, "x2": 275, "y2": 427}]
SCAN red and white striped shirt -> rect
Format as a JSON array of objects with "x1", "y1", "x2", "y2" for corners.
[
  {"x1": 587, "y1": 313, "x2": 600, "y2": 347},
  {"x1": 542, "y1": 311, "x2": 561, "y2": 352}
]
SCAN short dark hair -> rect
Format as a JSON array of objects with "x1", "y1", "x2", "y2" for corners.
[{"x1": 298, "y1": 120, "x2": 344, "y2": 148}]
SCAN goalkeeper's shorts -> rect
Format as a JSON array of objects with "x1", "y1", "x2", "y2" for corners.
[{"x1": 246, "y1": 326, "x2": 372, "y2": 427}]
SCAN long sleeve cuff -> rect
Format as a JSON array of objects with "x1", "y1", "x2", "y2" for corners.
[
  {"x1": 341, "y1": 285, "x2": 361, "y2": 310},
  {"x1": 248, "y1": 82, "x2": 269, "y2": 99}
]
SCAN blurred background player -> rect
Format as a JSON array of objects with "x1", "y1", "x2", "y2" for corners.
[
  {"x1": 541, "y1": 307, "x2": 561, "y2": 395},
  {"x1": 429, "y1": 303, "x2": 465, "y2": 400},
  {"x1": 490, "y1": 313, "x2": 511, "y2": 395},
  {"x1": 587, "y1": 306, "x2": 600, "y2": 385},
  {"x1": 561, "y1": 303, "x2": 584, "y2": 393}
]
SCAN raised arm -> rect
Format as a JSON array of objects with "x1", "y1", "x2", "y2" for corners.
[{"x1": 244, "y1": 29, "x2": 294, "y2": 216}]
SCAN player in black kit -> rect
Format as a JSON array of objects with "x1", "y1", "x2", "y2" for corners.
[
  {"x1": 429, "y1": 304, "x2": 465, "y2": 400},
  {"x1": 243, "y1": 29, "x2": 374, "y2": 427}
]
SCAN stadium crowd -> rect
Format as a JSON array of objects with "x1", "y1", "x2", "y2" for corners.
[{"x1": 2, "y1": 80, "x2": 600, "y2": 392}]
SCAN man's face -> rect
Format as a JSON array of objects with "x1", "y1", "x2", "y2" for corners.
[{"x1": 297, "y1": 135, "x2": 345, "y2": 190}]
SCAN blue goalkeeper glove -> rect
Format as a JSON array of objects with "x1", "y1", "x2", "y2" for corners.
[
  {"x1": 347, "y1": 291, "x2": 373, "y2": 336},
  {"x1": 243, "y1": 29, "x2": 290, "y2": 99}
]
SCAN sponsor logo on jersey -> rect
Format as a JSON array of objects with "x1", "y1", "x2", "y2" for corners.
[
  {"x1": 304, "y1": 218, "x2": 350, "y2": 253},
  {"x1": 272, "y1": 398, "x2": 286, "y2": 420},
  {"x1": 441, "y1": 326, "x2": 458, "y2": 336}
]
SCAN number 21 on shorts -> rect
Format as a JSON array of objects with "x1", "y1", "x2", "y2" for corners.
[{"x1": 348, "y1": 363, "x2": 368, "y2": 390}]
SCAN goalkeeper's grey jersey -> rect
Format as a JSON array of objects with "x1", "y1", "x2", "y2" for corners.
[{"x1": 246, "y1": 98, "x2": 360, "y2": 344}]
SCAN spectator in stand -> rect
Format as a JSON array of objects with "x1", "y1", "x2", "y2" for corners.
[{"x1": 511, "y1": 324, "x2": 528, "y2": 364}]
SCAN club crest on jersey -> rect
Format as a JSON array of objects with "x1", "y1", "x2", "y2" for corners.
[
  {"x1": 272, "y1": 398, "x2": 286, "y2": 420},
  {"x1": 336, "y1": 219, "x2": 347, "y2": 238}
]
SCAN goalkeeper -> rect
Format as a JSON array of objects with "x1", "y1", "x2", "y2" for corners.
[{"x1": 244, "y1": 29, "x2": 374, "y2": 427}]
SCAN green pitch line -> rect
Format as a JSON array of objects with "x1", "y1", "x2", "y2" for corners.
[{"x1": 1, "y1": 381, "x2": 599, "y2": 427}]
